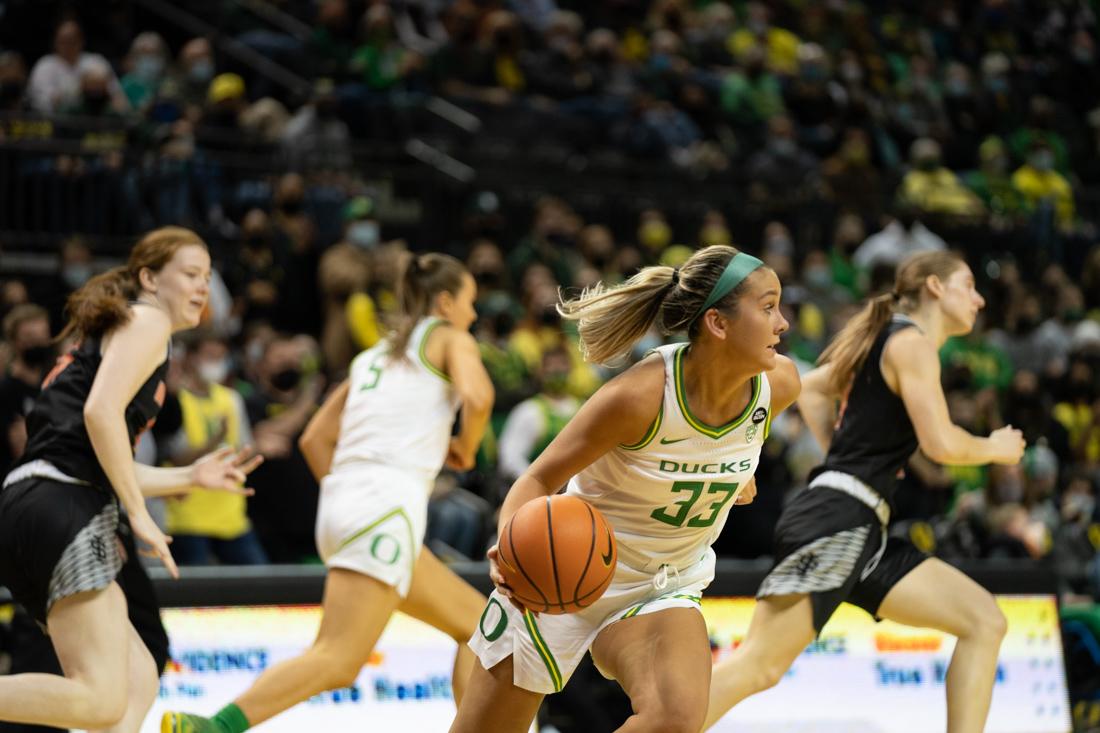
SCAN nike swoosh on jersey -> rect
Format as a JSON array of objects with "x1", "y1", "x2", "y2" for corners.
[{"x1": 660, "y1": 436, "x2": 689, "y2": 445}]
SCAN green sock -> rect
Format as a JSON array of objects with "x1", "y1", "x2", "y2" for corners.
[{"x1": 212, "y1": 704, "x2": 250, "y2": 733}]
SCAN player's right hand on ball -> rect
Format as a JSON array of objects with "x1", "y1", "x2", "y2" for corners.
[
  {"x1": 989, "y1": 425, "x2": 1025, "y2": 464},
  {"x1": 487, "y1": 544, "x2": 527, "y2": 612}
]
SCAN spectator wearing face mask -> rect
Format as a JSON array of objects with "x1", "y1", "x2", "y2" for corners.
[
  {"x1": 197, "y1": 72, "x2": 248, "y2": 152},
  {"x1": 939, "y1": 312, "x2": 1014, "y2": 393},
  {"x1": 783, "y1": 42, "x2": 844, "y2": 154},
  {"x1": 828, "y1": 213, "x2": 866, "y2": 300},
  {"x1": 796, "y1": 248, "x2": 850, "y2": 342},
  {"x1": 282, "y1": 78, "x2": 352, "y2": 172},
  {"x1": 0, "y1": 305, "x2": 54, "y2": 472},
  {"x1": 508, "y1": 276, "x2": 599, "y2": 399},
  {"x1": 167, "y1": 37, "x2": 217, "y2": 118},
  {"x1": 507, "y1": 195, "x2": 581, "y2": 287},
  {"x1": 719, "y1": 45, "x2": 784, "y2": 136},
  {"x1": 636, "y1": 208, "x2": 673, "y2": 257},
  {"x1": 271, "y1": 173, "x2": 321, "y2": 334},
  {"x1": 225, "y1": 208, "x2": 292, "y2": 329},
  {"x1": 34, "y1": 237, "x2": 95, "y2": 330},
  {"x1": 1012, "y1": 141, "x2": 1075, "y2": 229},
  {"x1": 987, "y1": 289, "x2": 1059, "y2": 375},
  {"x1": 0, "y1": 51, "x2": 29, "y2": 113},
  {"x1": 350, "y1": 4, "x2": 426, "y2": 91},
  {"x1": 1021, "y1": 444, "x2": 1061, "y2": 535},
  {"x1": 1053, "y1": 357, "x2": 1100, "y2": 465},
  {"x1": 59, "y1": 57, "x2": 127, "y2": 118},
  {"x1": 1002, "y1": 371, "x2": 1071, "y2": 463},
  {"x1": 497, "y1": 345, "x2": 581, "y2": 487},
  {"x1": 164, "y1": 331, "x2": 267, "y2": 565},
  {"x1": 308, "y1": 0, "x2": 357, "y2": 75},
  {"x1": 852, "y1": 201, "x2": 947, "y2": 270},
  {"x1": 243, "y1": 335, "x2": 325, "y2": 562},
  {"x1": 963, "y1": 136, "x2": 1027, "y2": 226},
  {"x1": 745, "y1": 114, "x2": 822, "y2": 204},
  {"x1": 120, "y1": 32, "x2": 168, "y2": 112},
  {"x1": 1033, "y1": 285, "x2": 1089, "y2": 370},
  {"x1": 941, "y1": 63, "x2": 985, "y2": 169},
  {"x1": 317, "y1": 196, "x2": 384, "y2": 378},
  {"x1": 899, "y1": 138, "x2": 985, "y2": 218},
  {"x1": 728, "y1": 1, "x2": 801, "y2": 77},
  {"x1": 1008, "y1": 96, "x2": 1070, "y2": 176},
  {"x1": 822, "y1": 128, "x2": 883, "y2": 222},
  {"x1": 1053, "y1": 472, "x2": 1100, "y2": 599}
]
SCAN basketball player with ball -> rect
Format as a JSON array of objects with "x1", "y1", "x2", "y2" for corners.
[{"x1": 451, "y1": 245, "x2": 800, "y2": 733}]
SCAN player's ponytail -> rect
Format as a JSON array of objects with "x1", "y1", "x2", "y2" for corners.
[
  {"x1": 59, "y1": 226, "x2": 206, "y2": 343},
  {"x1": 390, "y1": 252, "x2": 468, "y2": 356},
  {"x1": 818, "y1": 250, "x2": 966, "y2": 393},
  {"x1": 560, "y1": 245, "x2": 767, "y2": 366}
]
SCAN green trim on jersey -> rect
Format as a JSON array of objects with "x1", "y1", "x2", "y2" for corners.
[
  {"x1": 336, "y1": 507, "x2": 416, "y2": 581},
  {"x1": 417, "y1": 318, "x2": 451, "y2": 383},
  {"x1": 619, "y1": 592, "x2": 703, "y2": 620},
  {"x1": 673, "y1": 346, "x2": 760, "y2": 439},
  {"x1": 523, "y1": 610, "x2": 563, "y2": 691},
  {"x1": 620, "y1": 404, "x2": 663, "y2": 451}
]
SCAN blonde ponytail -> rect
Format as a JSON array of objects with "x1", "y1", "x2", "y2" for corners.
[
  {"x1": 817, "y1": 292, "x2": 896, "y2": 393},
  {"x1": 558, "y1": 267, "x2": 678, "y2": 365},
  {"x1": 559, "y1": 244, "x2": 766, "y2": 366}
]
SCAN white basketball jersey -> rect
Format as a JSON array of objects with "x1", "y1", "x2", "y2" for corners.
[
  {"x1": 566, "y1": 343, "x2": 772, "y2": 570},
  {"x1": 330, "y1": 317, "x2": 460, "y2": 481}
]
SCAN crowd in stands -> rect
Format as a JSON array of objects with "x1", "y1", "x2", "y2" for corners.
[{"x1": 0, "y1": 1, "x2": 1098, "y2": 615}]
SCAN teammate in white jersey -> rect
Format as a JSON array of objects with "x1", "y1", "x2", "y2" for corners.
[
  {"x1": 451, "y1": 245, "x2": 800, "y2": 733},
  {"x1": 164, "y1": 253, "x2": 495, "y2": 733}
]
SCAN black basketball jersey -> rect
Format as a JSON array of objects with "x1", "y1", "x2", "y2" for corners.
[
  {"x1": 16, "y1": 326, "x2": 169, "y2": 492},
  {"x1": 813, "y1": 316, "x2": 920, "y2": 507}
]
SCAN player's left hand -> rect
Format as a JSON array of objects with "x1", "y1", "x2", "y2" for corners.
[
  {"x1": 733, "y1": 476, "x2": 757, "y2": 505},
  {"x1": 191, "y1": 445, "x2": 264, "y2": 494}
]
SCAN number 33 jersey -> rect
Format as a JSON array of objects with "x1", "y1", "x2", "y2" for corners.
[{"x1": 566, "y1": 343, "x2": 772, "y2": 571}]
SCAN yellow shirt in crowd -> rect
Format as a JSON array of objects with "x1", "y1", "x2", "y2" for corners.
[{"x1": 165, "y1": 384, "x2": 252, "y2": 539}]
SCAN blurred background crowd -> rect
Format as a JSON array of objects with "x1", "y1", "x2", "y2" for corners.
[{"x1": 1, "y1": 0, "x2": 1100, "y2": 712}]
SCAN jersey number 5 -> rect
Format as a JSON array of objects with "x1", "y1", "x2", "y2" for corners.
[
  {"x1": 650, "y1": 481, "x2": 740, "y2": 528},
  {"x1": 360, "y1": 355, "x2": 385, "y2": 391}
]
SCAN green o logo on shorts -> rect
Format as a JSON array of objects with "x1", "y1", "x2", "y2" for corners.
[
  {"x1": 369, "y1": 533, "x2": 401, "y2": 565},
  {"x1": 479, "y1": 598, "x2": 508, "y2": 641}
]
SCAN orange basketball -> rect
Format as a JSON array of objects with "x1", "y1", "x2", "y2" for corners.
[{"x1": 497, "y1": 494, "x2": 617, "y2": 614}]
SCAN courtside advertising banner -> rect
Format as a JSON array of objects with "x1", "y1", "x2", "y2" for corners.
[
  {"x1": 142, "y1": 607, "x2": 458, "y2": 731},
  {"x1": 138, "y1": 596, "x2": 1071, "y2": 732},
  {"x1": 707, "y1": 596, "x2": 1071, "y2": 733}
]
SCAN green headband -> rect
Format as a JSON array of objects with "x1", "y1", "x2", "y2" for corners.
[{"x1": 690, "y1": 252, "x2": 764, "y2": 325}]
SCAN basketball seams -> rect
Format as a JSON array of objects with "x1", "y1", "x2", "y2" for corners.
[
  {"x1": 499, "y1": 495, "x2": 617, "y2": 614},
  {"x1": 571, "y1": 511, "x2": 616, "y2": 608},
  {"x1": 545, "y1": 497, "x2": 565, "y2": 612},
  {"x1": 511, "y1": 590, "x2": 551, "y2": 610},
  {"x1": 506, "y1": 516, "x2": 550, "y2": 611},
  {"x1": 571, "y1": 501, "x2": 598, "y2": 606}
]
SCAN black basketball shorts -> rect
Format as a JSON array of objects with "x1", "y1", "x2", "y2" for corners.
[
  {"x1": 758, "y1": 484, "x2": 928, "y2": 633},
  {"x1": 0, "y1": 478, "x2": 124, "y2": 625}
]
